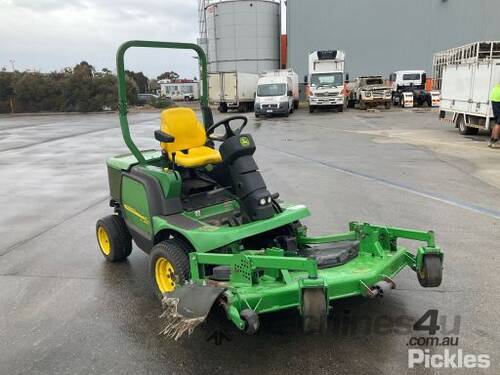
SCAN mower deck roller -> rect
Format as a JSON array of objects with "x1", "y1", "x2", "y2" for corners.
[{"x1": 95, "y1": 40, "x2": 443, "y2": 338}]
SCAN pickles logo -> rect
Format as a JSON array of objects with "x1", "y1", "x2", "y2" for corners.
[{"x1": 239, "y1": 136, "x2": 250, "y2": 147}]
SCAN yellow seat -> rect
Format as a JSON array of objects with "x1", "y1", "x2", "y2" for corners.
[{"x1": 159, "y1": 107, "x2": 222, "y2": 168}]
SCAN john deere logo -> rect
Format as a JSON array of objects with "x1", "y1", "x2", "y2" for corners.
[{"x1": 239, "y1": 136, "x2": 250, "y2": 147}]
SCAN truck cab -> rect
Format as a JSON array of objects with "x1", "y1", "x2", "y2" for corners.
[
  {"x1": 254, "y1": 75, "x2": 294, "y2": 117},
  {"x1": 307, "y1": 50, "x2": 346, "y2": 113},
  {"x1": 390, "y1": 70, "x2": 438, "y2": 107}
]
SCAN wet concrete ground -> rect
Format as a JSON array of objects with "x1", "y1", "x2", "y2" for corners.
[{"x1": 0, "y1": 107, "x2": 499, "y2": 374}]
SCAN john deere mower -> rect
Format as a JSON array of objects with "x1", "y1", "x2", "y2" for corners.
[{"x1": 96, "y1": 41, "x2": 443, "y2": 338}]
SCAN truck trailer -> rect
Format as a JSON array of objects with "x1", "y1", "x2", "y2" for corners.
[
  {"x1": 208, "y1": 71, "x2": 258, "y2": 113},
  {"x1": 306, "y1": 50, "x2": 346, "y2": 113},
  {"x1": 254, "y1": 69, "x2": 299, "y2": 117},
  {"x1": 433, "y1": 41, "x2": 500, "y2": 135}
]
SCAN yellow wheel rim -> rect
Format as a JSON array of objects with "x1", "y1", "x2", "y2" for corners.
[
  {"x1": 155, "y1": 257, "x2": 176, "y2": 293},
  {"x1": 97, "y1": 226, "x2": 111, "y2": 255}
]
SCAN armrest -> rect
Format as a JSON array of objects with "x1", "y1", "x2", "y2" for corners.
[{"x1": 154, "y1": 130, "x2": 175, "y2": 143}]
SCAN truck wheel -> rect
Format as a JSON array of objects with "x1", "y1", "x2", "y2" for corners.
[
  {"x1": 293, "y1": 100, "x2": 299, "y2": 109},
  {"x1": 96, "y1": 215, "x2": 132, "y2": 262},
  {"x1": 309, "y1": 106, "x2": 314, "y2": 113},
  {"x1": 149, "y1": 238, "x2": 191, "y2": 300},
  {"x1": 417, "y1": 255, "x2": 443, "y2": 287},
  {"x1": 218, "y1": 104, "x2": 227, "y2": 113},
  {"x1": 347, "y1": 99, "x2": 355, "y2": 108},
  {"x1": 302, "y1": 288, "x2": 327, "y2": 334},
  {"x1": 457, "y1": 115, "x2": 479, "y2": 135},
  {"x1": 337, "y1": 105, "x2": 344, "y2": 113}
]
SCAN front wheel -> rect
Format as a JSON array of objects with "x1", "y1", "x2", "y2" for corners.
[
  {"x1": 302, "y1": 288, "x2": 328, "y2": 334},
  {"x1": 149, "y1": 238, "x2": 191, "y2": 300},
  {"x1": 96, "y1": 215, "x2": 132, "y2": 262},
  {"x1": 418, "y1": 255, "x2": 443, "y2": 287},
  {"x1": 309, "y1": 106, "x2": 314, "y2": 113}
]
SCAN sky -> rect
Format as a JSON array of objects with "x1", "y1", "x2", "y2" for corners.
[{"x1": 0, "y1": 0, "x2": 201, "y2": 79}]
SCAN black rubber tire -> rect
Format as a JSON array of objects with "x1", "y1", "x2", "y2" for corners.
[
  {"x1": 418, "y1": 255, "x2": 443, "y2": 287},
  {"x1": 96, "y1": 215, "x2": 132, "y2": 262},
  {"x1": 457, "y1": 115, "x2": 479, "y2": 135},
  {"x1": 149, "y1": 238, "x2": 191, "y2": 300},
  {"x1": 218, "y1": 104, "x2": 227, "y2": 113},
  {"x1": 293, "y1": 100, "x2": 299, "y2": 109},
  {"x1": 347, "y1": 99, "x2": 355, "y2": 108},
  {"x1": 241, "y1": 309, "x2": 260, "y2": 334},
  {"x1": 302, "y1": 288, "x2": 328, "y2": 334},
  {"x1": 337, "y1": 105, "x2": 344, "y2": 113},
  {"x1": 309, "y1": 106, "x2": 314, "y2": 113},
  {"x1": 255, "y1": 113, "x2": 260, "y2": 118}
]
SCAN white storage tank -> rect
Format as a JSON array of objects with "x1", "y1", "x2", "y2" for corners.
[{"x1": 204, "y1": 0, "x2": 280, "y2": 73}]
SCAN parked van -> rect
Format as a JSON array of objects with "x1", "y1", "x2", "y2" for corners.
[{"x1": 254, "y1": 70, "x2": 299, "y2": 117}]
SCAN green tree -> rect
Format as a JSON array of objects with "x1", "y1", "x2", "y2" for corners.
[
  {"x1": 125, "y1": 70, "x2": 149, "y2": 93},
  {"x1": 157, "y1": 71, "x2": 179, "y2": 81}
]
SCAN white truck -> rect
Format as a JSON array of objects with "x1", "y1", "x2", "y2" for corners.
[
  {"x1": 208, "y1": 71, "x2": 258, "y2": 113},
  {"x1": 433, "y1": 41, "x2": 500, "y2": 135},
  {"x1": 389, "y1": 70, "x2": 440, "y2": 108},
  {"x1": 254, "y1": 69, "x2": 299, "y2": 117},
  {"x1": 306, "y1": 50, "x2": 346, "y2": 113}
]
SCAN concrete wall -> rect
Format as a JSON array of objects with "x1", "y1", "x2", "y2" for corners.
[{"x1": 286, "y1": 0, "x2": 500, "y2": 82}]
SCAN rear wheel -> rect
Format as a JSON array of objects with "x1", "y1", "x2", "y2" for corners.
[
  {"x1": 302, "y1": 288, "x2": 328, "y2": 334},
  {"x1": 96, "y1": 215, "x2": 132, "y2": 262},
  {"x1": 457, "y1": 115, "x2": 479, "y2": 135},
  {"x1": 418, "y1": 255, "x2": 443, "y2": 287},
  {"x1": 149, "y1": 238, "x2": 191, "y2": 300}
]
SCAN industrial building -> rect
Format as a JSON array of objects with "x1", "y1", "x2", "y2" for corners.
[{"x1": 286, "y1": 0, "x2": 500, "y2": 82}]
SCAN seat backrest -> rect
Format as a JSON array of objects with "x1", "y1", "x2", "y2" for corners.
[{"x1": 160, "y1": 107, "x2": 207, "y2": 153}]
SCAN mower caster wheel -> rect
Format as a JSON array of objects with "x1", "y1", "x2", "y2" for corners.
[
  {"x1": 240, "y1": 309, "x2": 259, "y2": 335},
  {"x1": 418, "y1": 255, "x2": 443, "y2": 287},
  {"x1": 301, "y1": 288, "x2": 328, "y2": 335},
  {"x1": 96, "y1": 215, "x2": 132, "y2": 262},
  {"x1": 149, "y1": 239, "x2": 191, "y2": 300}
]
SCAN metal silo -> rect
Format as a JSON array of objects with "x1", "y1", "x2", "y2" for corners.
[{"x1": 203, "y1": 0, "x2": 280, "y2": 73}]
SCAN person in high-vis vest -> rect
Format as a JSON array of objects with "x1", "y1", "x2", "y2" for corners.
[{"x1": 489, "y1": 82, "x2": 500, "y2": 148}]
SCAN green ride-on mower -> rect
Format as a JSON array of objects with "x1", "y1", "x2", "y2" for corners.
[{"x1": 96, "y1": 40, "x2": 443, "y2": 338}]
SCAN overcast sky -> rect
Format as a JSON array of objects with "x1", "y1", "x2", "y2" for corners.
[{"x1": 0, "y1": 0, "x2": 201, "y2": 79}]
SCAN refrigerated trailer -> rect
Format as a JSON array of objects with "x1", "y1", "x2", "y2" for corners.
[
  {"x1": 208, "y1": 71, "x2": 258, "y2": 113},
  {"x1": 433, "y1": 41, "x2": 500, "y2": 135}
]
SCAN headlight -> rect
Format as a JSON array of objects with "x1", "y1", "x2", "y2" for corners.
[
  {"x1": 385, "y1": 91, "x2": 392, "y2": 97},
  {"x1": 259, "y1": 198, "x2": 267, "y2": 206},
  {"x1": 364, "y1": 91, "x2": 372, "y2": 97}
]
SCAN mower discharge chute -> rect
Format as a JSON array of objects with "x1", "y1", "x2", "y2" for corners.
[{"x1": 95, "y1": 40, "x2": 443, "y2": 338}]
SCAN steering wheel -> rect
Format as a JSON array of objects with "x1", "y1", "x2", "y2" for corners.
[{"x1": 206, "y1": 115, "x2": 248, "y2": 142}]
